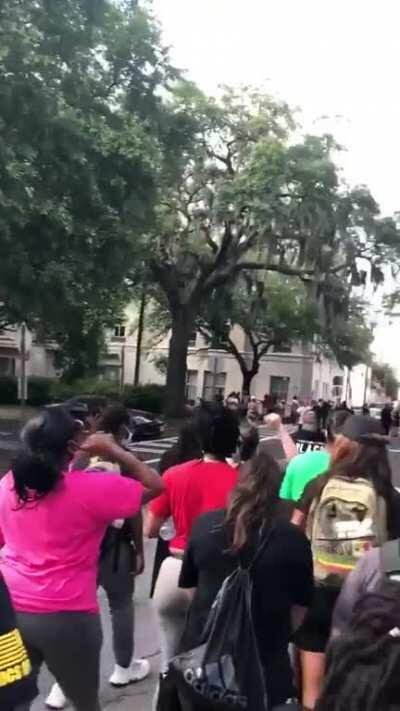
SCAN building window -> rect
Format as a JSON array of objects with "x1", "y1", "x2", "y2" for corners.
[
  {"x1": 270, "y1": 375, "x2": 290, "y2": 402},
  {"x1": 273, "y1": 344, "x2": 292, "y2": 353},
  {"x1": 215, "y1": 372, "x2": 226, "y2": 398},
  {"x1": 202, "y1": 371, "x2": 226, "y2": 401},
  {"x1": 101, "y1": 365, "x2": 120, "y2": 382},
  {"x1": 185, "y1": 370, "x2": 198, "y2": 403},
  {"x1": 114, "y1": 324, "x2": 126, "y2": 339},
  {"x1": 332, "y1": 375, "x2": 343, "y2": 400},
  {"x1": 0, "y1": 357, "x2": 15, "y2": 376},
  {"x1": 188, "y1": 331, "x2": 197, "y2": 348}
]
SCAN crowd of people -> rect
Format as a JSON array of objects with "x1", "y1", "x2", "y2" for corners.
[{"x1": 1, "y1": 396, "x2": 400, "y2": 711}]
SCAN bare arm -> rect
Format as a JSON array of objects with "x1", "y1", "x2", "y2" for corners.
[
  {"x1": 263, "y1": 413, "x2": 297, "y2": 461},
  {"x1": 291, "y1": 509, "x2": 305, "y2": 527},
  {"x1": 144, "y1": 510, "x2": 165, "y2": 538},
  {"x1": 291, "y1": 605, "x2": 308, "y2": 632},
  {"x1": 278, "y1": 423, "x2": 298, "y2": 461},
  {"x1": 81, "y1": 435, "x2": 164, "y2": 502}
]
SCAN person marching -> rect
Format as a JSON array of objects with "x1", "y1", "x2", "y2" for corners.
[
  {"x1": 46, "y1": 405, "x2": 152, "y2": 709},
  {"x1": 0, "y1": 408, "x2": 163, "y2": 711}
]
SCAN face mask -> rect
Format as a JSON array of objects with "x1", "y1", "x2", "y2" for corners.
[{"x1": 121, "y1": 425, "x2": 132, "y2": 446}]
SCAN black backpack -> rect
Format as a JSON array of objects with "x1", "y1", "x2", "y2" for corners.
[{"x1": 158, "y1": 530, "x2": 274, "y2": 711}]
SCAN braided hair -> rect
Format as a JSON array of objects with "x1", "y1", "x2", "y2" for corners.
[{"x1": 316, "y1": 580, "x2": 400, "y2": 711}]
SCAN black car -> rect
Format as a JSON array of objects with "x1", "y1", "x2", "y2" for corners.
[
  {"x1": 46, "y1": 396, "x2": 164, "y2": 441},
  {"x1": 127, "y1": 409, "x2": 164, "y2": 441}
]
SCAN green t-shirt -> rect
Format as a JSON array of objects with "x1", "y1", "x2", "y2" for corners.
[{"x1": 279, "y1": 450, "x2": 330, "y2": 502}]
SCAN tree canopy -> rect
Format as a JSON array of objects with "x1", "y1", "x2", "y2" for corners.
[
  {"x1": 198, "y1": 273, "x2": 317, "y2": 395},
  {"x1": 0, "y1": 0, "x2": 176, "y2": 369},
  {"x1": 2, "y1": 5, "x2": 400, "y2": 408},
  {"x1": 371, "y1": 362, "x2": 399, "y2": 400},
  {"x1": 146, "y1": 86, "x2": 400, "y2": 413}
]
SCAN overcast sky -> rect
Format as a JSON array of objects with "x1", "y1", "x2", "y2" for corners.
[{"x1": 153, "y1": 0, "x2": 400, "y2": 217}]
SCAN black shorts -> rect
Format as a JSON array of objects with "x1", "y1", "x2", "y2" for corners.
[{"x1": 293, "y1": 585, "x2": 340, "y2": 653}]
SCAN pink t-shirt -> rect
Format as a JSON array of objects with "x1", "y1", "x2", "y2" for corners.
[{"x1": 0, "y1": 470, "x2": 143, "y2": 613}]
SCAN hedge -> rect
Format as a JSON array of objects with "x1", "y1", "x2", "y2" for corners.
[
  {"x1": 123, "y1": 384, "x2": 165, "y2": 414},
  {"x1": 0, "y1": 375, "x2": 166, "y2": 414},
  {"x1": 0, "y1": 376, "x2": 18, "y2": 405}
]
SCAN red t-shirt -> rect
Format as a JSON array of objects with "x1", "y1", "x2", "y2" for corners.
[{"x1": 149, "y1": 459, "x2": 238, "y2": 551}]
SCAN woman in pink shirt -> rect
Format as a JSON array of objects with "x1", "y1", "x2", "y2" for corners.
[{"x1": 0, "y1": 408, "x2": 163, "y2": 711}]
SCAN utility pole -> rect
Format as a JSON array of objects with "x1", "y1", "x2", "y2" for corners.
[
  {"x1": 19, "y1": 323, "x2": 27, "y2": 406},
  {"x1": 120, "y1": 343, "x2": 126, "y2": 394},
  {"x1": 134, "y1": 287, "x2": 146, "y2": 387}
]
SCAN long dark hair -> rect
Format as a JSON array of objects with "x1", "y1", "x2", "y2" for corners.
[
  {"x1": 96, "y1": 404, "x2": 130, "y2": 437},
  {"x1": 316, "y1": 581, "x2": 400, "y2": 710},
  {"x1": 12, "y1": 408, "x2": 81, "y2": 504},
  {"x1": 328, "y1": 434, "x2": 393, "y2": 502},
  {"x1": 159, "y1": 421, "x2": 202, "y2": 474},
  {"x1": 225, "y1": 451, "x2": 282, "y2": 551}
]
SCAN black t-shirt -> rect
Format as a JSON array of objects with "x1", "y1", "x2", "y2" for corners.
[
  {"x1": 292, "y1": 429, "x2": 326, "y2": 453},
  {"x1": 0, "y1": 576, "x2": 36, "y2": 711},
  {"x1": 179, "y1": 510, "x2": 314, "y2": 707}
]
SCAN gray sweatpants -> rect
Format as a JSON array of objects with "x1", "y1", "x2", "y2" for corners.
[
  {"x1": 98, "y1": 539, "x2": 135, "y2": 668},
  {"x1": 15, "y1": 612, "x2": 102, "y2": 711}
]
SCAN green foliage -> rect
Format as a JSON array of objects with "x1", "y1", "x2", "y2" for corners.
[
  {"x1": 147, "y1": 85, "x2": 400, "y2": 413},
  {"x1": 123, "y1": 384, "x2": 165, "y2": 413},
  {"x1": 198, "y1": 272, "x2": 317, "y2": 393},
  {"x1": 371, "y1": 362, "x2": 399, "y2": 400},
  {"x1": 27, "y1": 377, "x2": 54, "y2": 406},
  {"x1": 50, "y1": 378, "x2": 165, "y2": 413},
  {"x1": 322, "y1": 298, "x2": 373, "y2": 369},
  {"x1": 50, "y1": 377, "x2": 121, "y2": 403},
  {"x1": 0, "y1": 0, "x2": 179, "y2": 374},
  {"x1": 0, "y1": 376, "x2": 18, "y2": 405}
]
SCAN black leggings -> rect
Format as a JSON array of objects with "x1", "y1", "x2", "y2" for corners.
[{"x1": 15, "y1": 612, "x2": 102, "y2": 711}]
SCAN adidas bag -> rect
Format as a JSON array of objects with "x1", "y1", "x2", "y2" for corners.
[
  {"x1": 308, "y1": 476, "x2": 387, "y2": 587},
  {"x1": 158, "y1": 532, "x2": 273, "y2": 711}
]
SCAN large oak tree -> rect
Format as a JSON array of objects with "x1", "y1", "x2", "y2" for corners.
[{"x1": 146, "y1": 88, "x2": 400, "y2": 415}]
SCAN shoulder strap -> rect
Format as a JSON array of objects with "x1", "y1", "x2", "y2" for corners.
[
  {"x1": 381, "y1": 539, "x2": 400, "y2": 579},
  {"x1": 242, "y1": 524, "x2": 275, "y2": 573}
]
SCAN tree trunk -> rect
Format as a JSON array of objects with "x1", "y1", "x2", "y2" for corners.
[
  {"x1": 165, "y1": 306, "x2": 193, "y2": 417},
  {"x1": 134, "y1": 286, "x2": 146, "y2": 386},
  {"x1": 241, "y1": 365, "x2": 259, "y2": 397}
]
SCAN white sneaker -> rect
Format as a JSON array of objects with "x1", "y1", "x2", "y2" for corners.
[
  {"x1": 109, "y1": 658, "x2": 151, "y2": 686},
  {"x1": 46, "y1": 683, "x2": 67, "y2": 709}
]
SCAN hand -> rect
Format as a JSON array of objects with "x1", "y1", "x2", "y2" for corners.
[
  {"x1": 264, "y1": 413, "x2": 282, "y2": 431},
  {"x1": 85, "y1": 413, "x2": 101, "y2": 434},
  {"x1": 135, "y1": 552, "x2": 145, "y2": 576},
  {"x1": 80, "y1": 433, "x2": 118, "y2": 459}
]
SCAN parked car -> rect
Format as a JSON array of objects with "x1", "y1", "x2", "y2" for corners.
[{"x1": 45, "y1": 396, "x2": 164, "y2": 441}]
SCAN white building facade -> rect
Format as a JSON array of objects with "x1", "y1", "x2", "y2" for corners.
[{"x1": 0, "y1": 315, "x2": 371, "y2": 406}]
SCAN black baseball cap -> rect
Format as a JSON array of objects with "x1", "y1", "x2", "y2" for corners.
[{"x1": 341, "y1": 415, "x2": 386, "y2": 442}]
